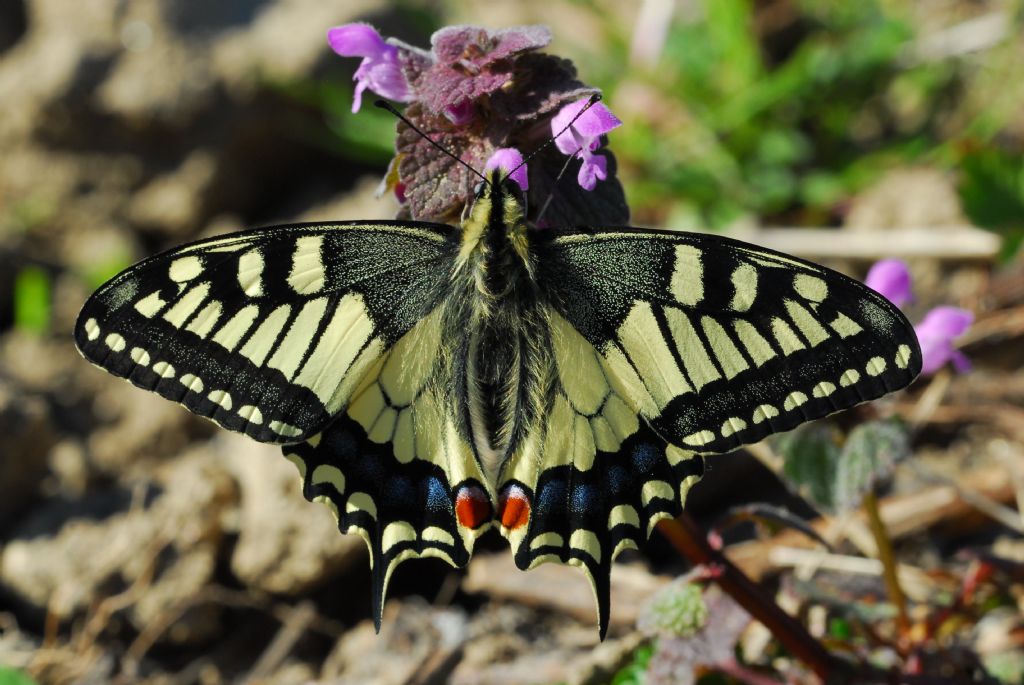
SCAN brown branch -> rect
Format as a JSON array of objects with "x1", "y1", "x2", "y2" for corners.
[
  {"x1": 656, "y1": 514, "x2": 973, "y2": 685},
  {"x1": 657, "y1": 514, "x2": 835, "y2": 680}
]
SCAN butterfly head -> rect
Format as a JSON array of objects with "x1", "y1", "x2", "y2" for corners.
[{"x1": 463, "y1": 167, "x2": 525, "y2": 230}]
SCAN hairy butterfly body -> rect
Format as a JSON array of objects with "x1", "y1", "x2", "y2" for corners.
[{"x1": 76, "y1": 169, "x2": 921, "y2": 636}]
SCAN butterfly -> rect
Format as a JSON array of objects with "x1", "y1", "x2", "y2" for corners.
[{"x1": 75, "y1": 168, "x2": 921, "y2": 637}]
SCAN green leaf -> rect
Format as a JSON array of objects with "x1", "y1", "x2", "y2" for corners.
[
  {"x1": 0, "y1": 667, "x2": 39, "y2": 685},
  {"x1": 834, "y1": 419, "x2": 910, "y2": 512},
  {"x1": 13, "y1": 266, "x2": 51, "y2": 335},
  {"x1": 705, "y1": 0, "x2": 761, "y2": 92},
  {"x1": 774, "y1": 419, "x2": 910, "y2": 513},
  {"x1": 775, "y1": 422, "x2": 842, "y2": 510},
  {"x1": 982, "y1": 650, "x2": 1024, "y2": 685},
  {"x1": 828, "y1": 617, "x2": 852, "y2": 639},
  {"x1": 642, "y1": 581, "x2": 708, "y2": 637}
]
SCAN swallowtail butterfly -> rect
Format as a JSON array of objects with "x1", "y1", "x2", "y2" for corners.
[{"x1": 75, "y1": 169, "x2": 921, "y2": 636}]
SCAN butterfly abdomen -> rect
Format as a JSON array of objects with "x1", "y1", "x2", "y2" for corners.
[{"x1": 455, "y1": 174, "x2": 553, "y2": 482}]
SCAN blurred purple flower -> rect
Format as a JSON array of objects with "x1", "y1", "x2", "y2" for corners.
[
  {"x1": 552, "y1": 99, "x2": 622, "y2": 190},
  {"x1": 865, "y1": 259, "x2": 913, "y2": 308},
  {"x1": 328, "y1": 23, "x2": 412, "y2": 113},
  {"x1": 484, "y1": 148, "x2": 529, "y2": 191},
  {"x1": 865, "y1": 260, "x2": 973, "y2": 376},
  {"x1": 915, "y1": 306, "x2": 974, "y2": 375}
]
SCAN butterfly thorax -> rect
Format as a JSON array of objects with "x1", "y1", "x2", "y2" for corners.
[{"x1": 454, "y1": 173, "x2": 551, "y2": 480}]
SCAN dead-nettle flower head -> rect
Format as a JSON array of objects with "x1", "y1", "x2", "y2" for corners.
[
  {"x1": 327, "y1": 22, "x2": 629, "y2": 226},
  {"x1": 865, "y1": 259, "x2": 973, "y2": 375}
]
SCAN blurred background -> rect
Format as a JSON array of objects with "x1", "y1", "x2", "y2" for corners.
[{"x1": 1, "y1": 0, "x2": 1022, "y2": 683}]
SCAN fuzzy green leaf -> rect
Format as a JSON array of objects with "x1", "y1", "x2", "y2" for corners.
[
  {"x1": 776, "y1": 422, "x2": 842, "y2": 511},
  {"x1": 834, "y1": 419, "x2": 910, "y2": 512}
]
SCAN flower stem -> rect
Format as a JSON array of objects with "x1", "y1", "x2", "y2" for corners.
[{"x1": 862, "y1": 489, "x2": 910, "y2": 637}]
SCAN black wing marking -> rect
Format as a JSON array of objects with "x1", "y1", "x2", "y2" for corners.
[
  {"x1": 534, "y1": 227, "x2": 922, "y2": 454},
  {"x1": 75, "y1": 221, "x2": 456, "y2": 443}
]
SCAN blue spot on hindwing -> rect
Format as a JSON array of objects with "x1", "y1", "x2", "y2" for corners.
[
  {"x1": 537, "y1": 478, "x2": 567, "y2": 516},
  {"x1": 631, "y1": 442, "x2": 660, "y2": 474},
  {"x1": 570, "y1": 483, "x2": 602, "y2": 515},
  {"x1": 606, "y1": 465, "x2": 630, "y2": 497},
  {"x1": 424, "y1": 475, "x2": 451, "y2": 513},
  {"x1": 385, "y1": 475, "x2": 415, "y2": 506}
]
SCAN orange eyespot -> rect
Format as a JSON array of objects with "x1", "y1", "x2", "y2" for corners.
[
  {"x1": 455, "y1": 484, "x2": 492, "y2": 529},
  {"x1": 498, "y1": 484, "x2": 531, "y2": 530}
]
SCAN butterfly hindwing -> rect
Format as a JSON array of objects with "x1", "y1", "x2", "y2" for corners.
[
  {"x1": 496, "y1": 307, "x2": 705, "y2": 638},
  {"x1": 74, "y1": 221, "x2": 456, "y2": 443},
  {"x1": 490, "y1": 227, "x2": 920, "y2": 635},
  {"x1": 534, "y1": 228, "x2": 922, "y2": 454},
  {"x1": 283, "y1": 302, "x2": 493, "y2": 629}
]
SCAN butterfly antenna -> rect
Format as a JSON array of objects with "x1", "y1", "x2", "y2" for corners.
[
  {"x1": 374, "y1": 100, "x2": 488, "y2": 184},
  {"x1": 502, "y1": 92, "x2": 603, "y2": 184}
]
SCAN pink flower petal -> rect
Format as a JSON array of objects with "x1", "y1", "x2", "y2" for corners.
[
  {"x1": 915, "y1": 306, "x2": 974, "y2": 375},
  {"x1": 551, "y1": 99, "x2": 620, "y2": 189},
  {"x1": 577, "y1": 153, "x2": 607, "y2": 191},
  {"x1": 917, "y1": 306, "x2": 973, "y2": 339},
  {"x1": 484, "y1": 148, "x2": 528, "y2": 191},
  {"x1": 328, "y1": 23, "x2": 412, "y2": 112},
  {"x1": 865, "y1": 259, "x2": 913, "y2": 308},
  {"x1": 328, "y1": 23, "x2": 386, "y2": 57},
  {"x1": 443, "y1": 99, "x2": 475, "y2": 125}
]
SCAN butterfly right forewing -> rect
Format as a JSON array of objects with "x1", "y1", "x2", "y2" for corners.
[{"x1": 533, "y1": 226, "x2": 922, "y2": 454}]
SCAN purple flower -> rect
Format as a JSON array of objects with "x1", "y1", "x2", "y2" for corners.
[
  {"x1": 915, "y1": 306, "x2": 974, "y2": 375},
  {"x1": 328, "y1": 23, "x2": 412, "y2": 113},
  {"x1": 865, "y1": 259, "x2": 913, "y2": 308},
  {"x1": 551, "y1": 99, "x2": 622, "y2": 190},
  {"x1": 341, "y1": 21, "x2": 630, "y2": 226},
  {"x1": 484, "y1": 148, "x2": 529, "y2": 191},
  {"x1": 865, "y1": 260, "x2": 973, "y2": 376}
]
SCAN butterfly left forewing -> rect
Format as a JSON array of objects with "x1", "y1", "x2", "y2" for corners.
[{"x1": 75, "y1": 221, "x2": 455, "y2": 443}]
